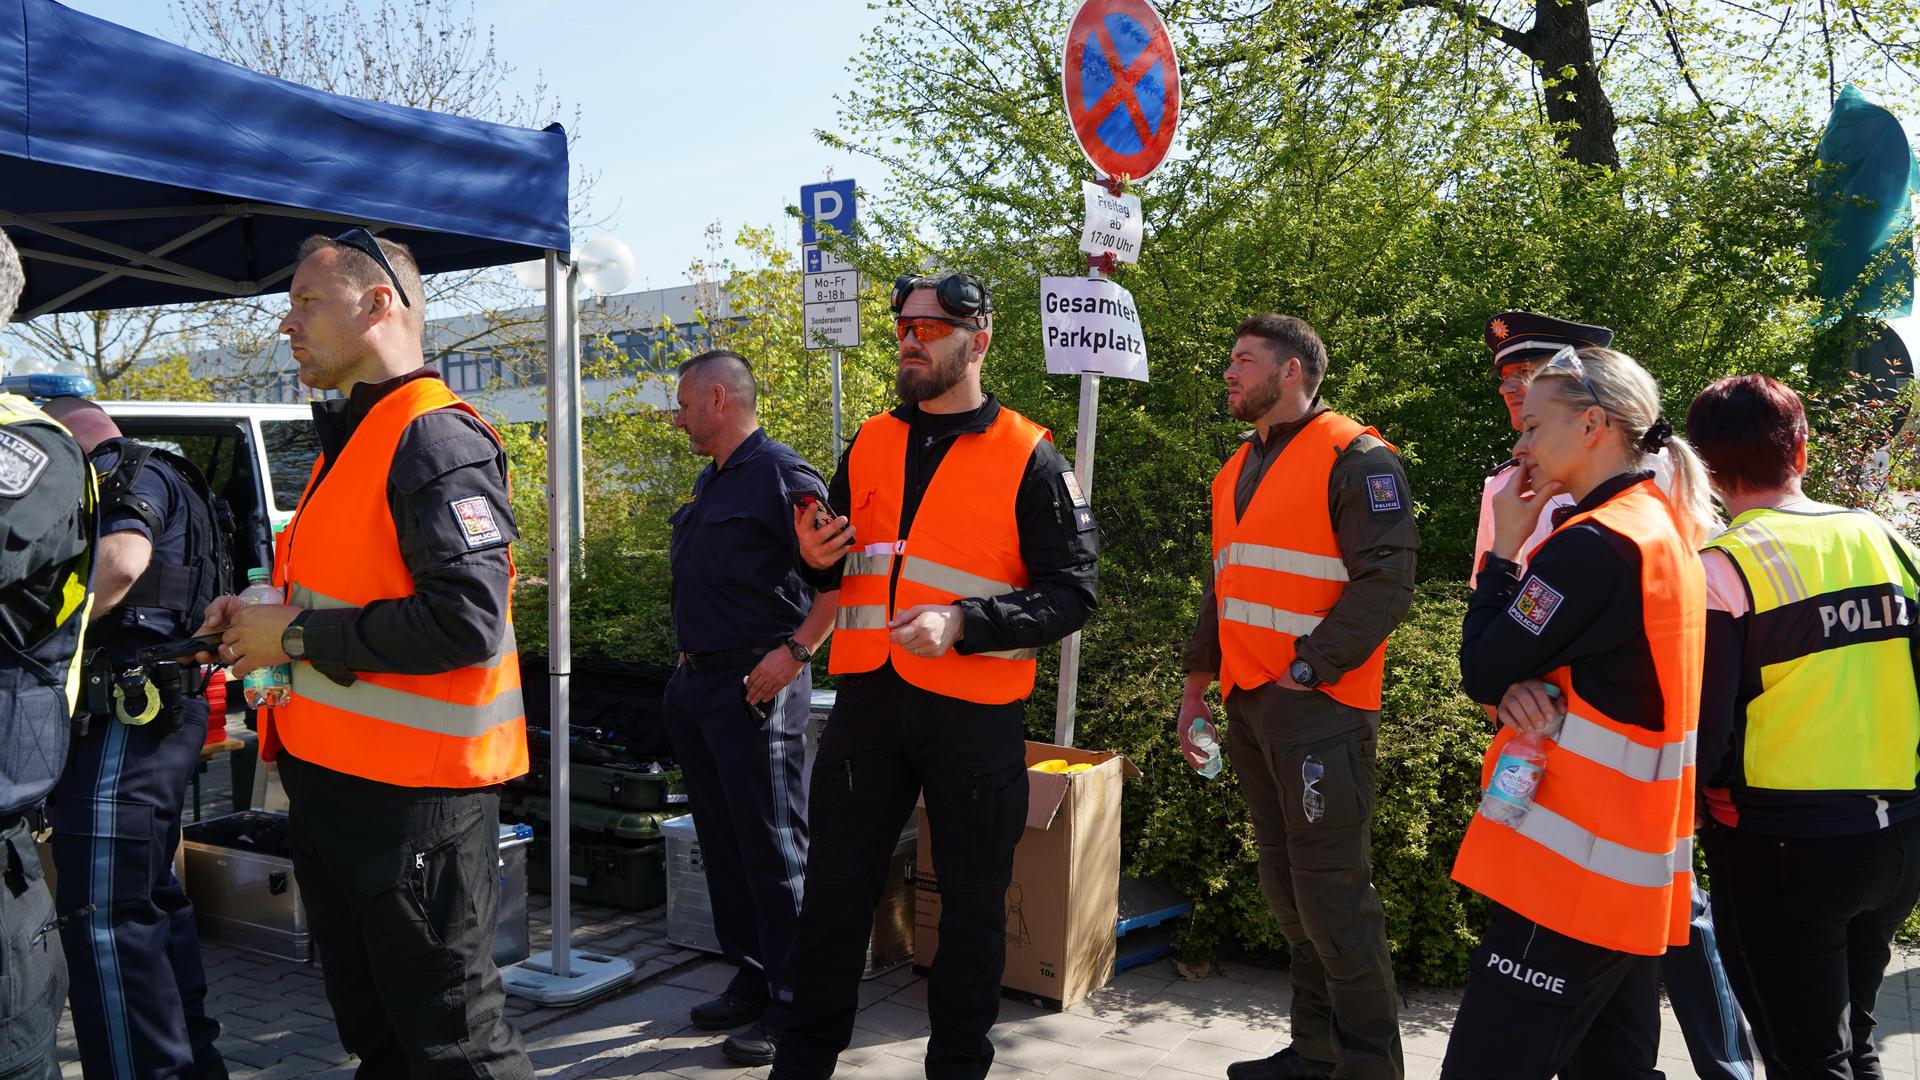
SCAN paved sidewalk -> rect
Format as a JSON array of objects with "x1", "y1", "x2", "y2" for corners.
[
  {"x1": 54, "y1": 751, "x2": 1920, "y2": 1079},
  {"x1": 53, "y1": 886, "x2": 1920, "y2": 1080}
]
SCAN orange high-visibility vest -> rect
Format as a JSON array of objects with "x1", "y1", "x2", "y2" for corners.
[
  {"x1": 828, "y1": 407, "x2": 1048, "y2": 705},
  {"x1": 260, "y1": 378, "x2": 528, "y2": 789},
  {"x1": 1211, "y1": 410, "x2": 1394, "y2": 710},
  {"x1": 1452, "y1": 479, "x2": 1704, "y2": 956}
]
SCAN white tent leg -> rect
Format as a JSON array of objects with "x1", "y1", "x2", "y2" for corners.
[{"x1": 500, "y1": 249, "x2": 633, "y2": 1006}]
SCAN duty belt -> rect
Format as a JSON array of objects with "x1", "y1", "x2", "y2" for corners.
[{"x1": 679, "y1": 646, "x2": 774, "y2": 672}]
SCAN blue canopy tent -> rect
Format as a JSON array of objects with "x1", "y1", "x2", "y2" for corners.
[{"x1": 1, "y1": 0, "x2": 620, "y2": 1002}]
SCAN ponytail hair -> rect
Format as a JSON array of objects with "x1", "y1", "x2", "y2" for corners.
[{"x1": 1533, "y1": 347, "x2": 1722, "y2": 548}]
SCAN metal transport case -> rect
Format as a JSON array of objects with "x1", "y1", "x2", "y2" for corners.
[{"x1": 178, "y1": 811, "x2": 534, "y2": 965}]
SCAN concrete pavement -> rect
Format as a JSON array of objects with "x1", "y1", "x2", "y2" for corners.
[
  {"x1": 53, "y1": 748, "x2": 1920, "y2": 1079},
  {"x1": 53, "y1": 885, "x2": 1920, "y2": 1079}
]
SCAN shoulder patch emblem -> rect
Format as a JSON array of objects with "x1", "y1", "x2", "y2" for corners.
[
  {"x1": 1060, "y1": 470, "x2": 1089, "y2": 508},
  {"x1": 0, "y1": 428, "x2": 51, "y2": 498},
  {"x1": 450, "y1": 494, "x2": 505, "y2": 549},
  {"x1": 1509, "y1": 576, "x2": 1564, "y2": 636},
  {"x1": 1365, "y1": 473, "x2": 1402, "y2": 513}
]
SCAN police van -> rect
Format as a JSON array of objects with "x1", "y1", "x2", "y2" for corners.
[
  {"x1": 97, "y1": 399, "x2": 319, "y2": 582},
  {"x1": 5, "y1": 375, "x2": 319, "y2": 575}
]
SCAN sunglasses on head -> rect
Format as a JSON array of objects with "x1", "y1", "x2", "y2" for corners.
[
  {"x1": 1542, "y1": 345, "x2": 1602, "y2": 408},
  {"x1": 894, "y1": 316, "x2": 982, "y2": 344},
  {"x1": 332, "y1": 227, "x2": 412, "y2": 308},
  {"x1": 890, "y1": 273, "x2": 992, "y2": 319}
]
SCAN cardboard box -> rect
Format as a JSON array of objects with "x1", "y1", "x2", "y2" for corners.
[{"x1": 913, "y1": 741, "x2": 1140, "y2": 1010}]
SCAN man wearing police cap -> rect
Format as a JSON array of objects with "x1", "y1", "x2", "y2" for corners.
[
  {"x1": 0, "y1": 227, "x2": 94, "y2": 1080},
  {"x1": 41, "y1": 396, "x2": 228, "y2": 1080},
  {"x1": 1471, "y1": 311, "x2": 1754, "y2": 1080}
]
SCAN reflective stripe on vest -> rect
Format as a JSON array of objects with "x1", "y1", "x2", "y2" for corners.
[
  {"x1": 827, "y1": 407, "x2": 1049, "y2": 704},
  {"x1": 1452, "y1": 480, "x2": 1704, "y2": 955},
  {"x1": 1219, "y1": 597, "x2": 1323, "y2": 638},
  {"x1": 1517, "y1": 803, "x2": 1695, "y2": 889},
  {"x1": 1210, "y1": 411, "x2": 1394, "y2": 709},
  {"x1": 286, "y1": 583, "x2": 524, "y2": 739},
  {"x1": 263, "y1": 378, "x2": 528, "y2": 789},
  {"x1": 1558, "y1": 713, "x2": 1696, "y2": 784},
  {"x1": 1704, "y1": 508, "x2": 1920, "y2": 794},
  {"x1": 1213, "y1": 542, "x2": 1349, "y2": 582}
]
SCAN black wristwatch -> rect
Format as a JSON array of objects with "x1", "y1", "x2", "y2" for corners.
[
  {"x1": 784, "y1": 638, "x2": 812, "y2": 663},
  {"x1": 1288, "y1": 657, "x2": 1320, "y2": 689},
  {"x1": 281, "y1": 611, "x2": 310, "y2": 660}
]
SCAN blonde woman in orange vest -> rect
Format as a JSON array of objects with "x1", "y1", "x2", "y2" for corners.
[
  {"x1": 1443, "y1": 347, "x2": 1715, "y2": 1079},
  {"x1": 775, "y1": 273, "x2": 1099, "y2": 1080},
  {"x1": 197, "y1": 231, "x2": 532, "y2": 1080},
  {"x1": 1181, "y1": 314, "x2": 1419, "y2": 1080}
]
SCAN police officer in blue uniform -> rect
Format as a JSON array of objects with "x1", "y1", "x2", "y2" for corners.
[
  {"x1": 41, "y1": 397, "x2": 228, "y2": 1080},
  {"x1": 0, "y1": 229, "x2": 95, "y2": 1080},
  {"x1": 665, "y1": 350, "x2": 836, "y2": 1066}
]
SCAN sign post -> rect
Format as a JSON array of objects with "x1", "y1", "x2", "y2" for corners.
[
  {"x1": 1052, "y1": 0, "x2": 1180, "y2": 746},
  {"x1": 801, "y1": 180, "x2": 859, "y2": 448}
]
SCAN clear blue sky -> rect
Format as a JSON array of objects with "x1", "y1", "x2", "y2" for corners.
[{"x1": 61, "y1": 0, "x2": 888, "y2": 292}]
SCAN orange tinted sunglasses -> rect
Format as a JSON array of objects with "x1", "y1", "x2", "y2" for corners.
[{"x1": 895, "y1": 316, "x2": 980, "y2": 343}]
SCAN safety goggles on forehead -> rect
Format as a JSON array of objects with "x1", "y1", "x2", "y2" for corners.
[
  {"x1": 891, "y1": 273, "x2": 993, "y2": 320},
  {"x1": 894, "y1": 316, "x2": 982, "y2": 344},
  {"x1": 1542, "y1": 345, "x2": 1602, "y2": 407},
  {"x1": 332, "y1": 226, "x2": 412, "y2": 308}
]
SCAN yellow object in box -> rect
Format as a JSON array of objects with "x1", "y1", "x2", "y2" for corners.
[
  {"x1": 1030, "y1": 759, "x2": 1070, "y2": 773},
  {"x1": 1064, "y1": 763, "x2": 1094, "y2": 774}
]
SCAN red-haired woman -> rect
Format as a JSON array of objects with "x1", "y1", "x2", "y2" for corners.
[{"x1": 1690, "y1": 373, "x2": 1920, "y2": 1078}]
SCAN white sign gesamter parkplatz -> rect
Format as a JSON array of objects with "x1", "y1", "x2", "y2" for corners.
[{"x1": 1040, "y1": 276, "x2": 1149, "y2": 382}]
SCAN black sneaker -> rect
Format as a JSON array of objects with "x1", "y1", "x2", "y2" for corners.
[
  {"x1": 690, "y1": 992, "x2": 766, "y2": 1031},
  {"x1": 1225, "y1": 1047, "x2": 1334, "y2": 1080},
  {"x1": 722, "y1": 1021, "x2": 778, "y2": 1066}
]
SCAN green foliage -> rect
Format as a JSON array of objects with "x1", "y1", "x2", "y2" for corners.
[
  {"x1": 502, "y1": 0, "x2": 1918, "y2": 984},
  {"x1": 97, "y1": 354, "x2": 221, "y2": 402}
]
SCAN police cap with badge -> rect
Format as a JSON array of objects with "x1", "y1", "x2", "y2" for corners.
[{"x1": 1484, "y1": 311, "x2": 1614, "y2": 372}]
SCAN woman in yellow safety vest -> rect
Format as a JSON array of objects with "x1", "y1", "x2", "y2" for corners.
[
  {"x1": 1445, "y1": 346, "x2": 1717, "y2": 1079},
  {"x1": 1689, "y1": 373, "x2": 1920, "y2": 1078}
]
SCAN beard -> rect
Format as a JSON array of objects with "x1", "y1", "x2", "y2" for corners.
[
  {"x1": 1228, "y1": 369, "x2": 1282, "y2": 422},
  {"x1": 897, "y1": 344, "x2": 969, "y2": 405}
]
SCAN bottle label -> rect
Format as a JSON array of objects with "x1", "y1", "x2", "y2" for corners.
[{"x1": 1487, "y1": 755, "x2": 1542, "y2": 806}]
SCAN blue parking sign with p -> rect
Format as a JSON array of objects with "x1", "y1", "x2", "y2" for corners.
[{"x1": 800, "y1": 179, "x2": 857, "y2": 244}]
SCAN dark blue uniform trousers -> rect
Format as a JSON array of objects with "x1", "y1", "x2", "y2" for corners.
[
  {"x1": 51, "y1": 700, "x2": 225, "y2": 1080},
  {"x1": 1662, "y1": 882, "x2": 1757, "y2": 1080},
  {"x1": 664, "y1": 661, "x2": 810, "y2": 1029}
]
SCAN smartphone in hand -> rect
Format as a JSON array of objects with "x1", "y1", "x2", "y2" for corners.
[{"x1": 788, "y1": 491, "x2": 836, "y2": 531}]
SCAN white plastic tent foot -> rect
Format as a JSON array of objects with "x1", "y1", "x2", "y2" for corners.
[{"x1": 501, "y1": 950, "x2": 634, "y2": 1006}]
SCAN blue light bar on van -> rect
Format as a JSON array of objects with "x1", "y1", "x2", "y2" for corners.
[{"x1": 1, "y1": 374, "x2": 96, "y2": 400}]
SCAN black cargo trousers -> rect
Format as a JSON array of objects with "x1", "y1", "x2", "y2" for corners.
[
  {"x1": 772, "y1": 670, "x2": 1028, "y2": 1080},
  {"x1": 278, "y1": 753, "x2": 532, "y2": 1080}
]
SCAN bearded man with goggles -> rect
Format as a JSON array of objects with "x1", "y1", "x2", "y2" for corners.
[{"x1": 774, "y1": 272, "x2": 1100, "y2": 1080}]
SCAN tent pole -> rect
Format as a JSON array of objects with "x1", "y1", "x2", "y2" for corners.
[
  {"x1": 566, "y1": 267, "x2": 586, "y2": 567},
  {"x1": 500, "y1": 250, "x2": 633, "y2": 1005},
  {"x1": 547, "y1": 250, "x2": 576, "y2": 980}
]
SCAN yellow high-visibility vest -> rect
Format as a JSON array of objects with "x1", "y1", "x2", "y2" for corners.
[{"x1": 1705, "y1": 508, "x2": 1920, "y2": 793}]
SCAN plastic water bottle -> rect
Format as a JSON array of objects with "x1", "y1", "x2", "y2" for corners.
[
  {"x1": 1187, "y1": 715, "x2": 1224, "y2": 779},
  {"x1": 239, "y1": 568, "x2": 293, "y2": 708},
  {"x1": 1478, "y1": 685, "x2": 1561, "y2": 828}
]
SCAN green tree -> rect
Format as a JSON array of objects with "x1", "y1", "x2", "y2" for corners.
[{"x1": 807, "y1": 0, "x2": 1851, "y2": 978}]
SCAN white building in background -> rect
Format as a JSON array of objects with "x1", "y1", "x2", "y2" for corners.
[{"x1": 198, "y1": 283, "x2": 739, "y2": 424}]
